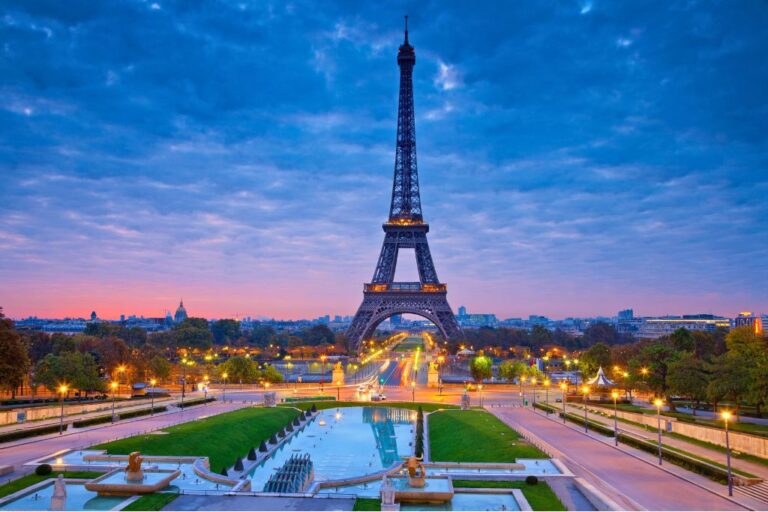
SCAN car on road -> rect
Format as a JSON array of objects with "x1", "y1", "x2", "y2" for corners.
[
  {"x1": 555, "y1": 398, "x2": 562, "y2": 403},
  {"x1": 371, "y1": 393, "x2": 387, "y2": 401}
]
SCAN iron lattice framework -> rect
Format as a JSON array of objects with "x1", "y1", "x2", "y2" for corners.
[{"x1": 347, "y1": 19, "x2": 462, "y2": 351}]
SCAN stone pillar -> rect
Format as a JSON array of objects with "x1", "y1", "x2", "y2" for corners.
[
  {"x1": 427, "y1": 361, "x2": 439, "y2": 388},
  {"x1": 50, "y1": 474, "x2": 66, "y2": 511},
  {"x1": 461, "y1": 392, "x2": 470, "y2": 410},
  {"x1": 264, "y1": 392, "x2": 277, "y2": 407},
  {"x1": 332, "y1": 362, "x2": 345, "y2": 386}
]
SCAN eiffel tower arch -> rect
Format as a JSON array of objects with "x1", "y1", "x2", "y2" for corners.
[{"x1": 347, "y1": 18, "x2": 462, "y2": 352}]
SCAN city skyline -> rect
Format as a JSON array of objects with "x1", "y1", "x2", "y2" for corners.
[{"x1": 2, "y1": 2, "x2": 767, "y2": 320}]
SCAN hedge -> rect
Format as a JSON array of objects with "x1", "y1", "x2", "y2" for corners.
[
  {"x1": 176, "y1": 397, "x2": 216, "y2": 408},
  {"x1": 119, "y1": 406, "x2": 167, "y2": 420},
  {"x1": 533, "y1": 402, "x2": 615, "y2": 437},
  {"x1": 72, "y1": 406, "x2": 168, "y2": 428},
  {"x1": 282, "y1": 396, "x2": 335, "y2": 403},
  {"x1": 0, "y1": 423, "x2": 64, "y2": 443}
]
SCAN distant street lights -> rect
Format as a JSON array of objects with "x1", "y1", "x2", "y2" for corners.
[
  {"x1": 110, "y1": 381, "x2": 118, "y2": 423},
  {"x1": 722, "y1": 410, "x2": 733, "y2": 496},
  {"x1": 581, "y1": 385, "x2": 590, "y2": 433},
  {"x1": 58, "y1": 384, "x2": 68, "y2": 435},
  {"x1": 611, "y1": 390, "x2": 620, "y2": 446},
  {"x1": 654, "y1": 398, "x2": 664, "y2": 465}
]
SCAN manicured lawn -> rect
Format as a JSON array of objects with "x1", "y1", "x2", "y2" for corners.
[
  {"x1": 429, "y1": 410, "x2": 547, "y2": 462},
  {"x1": 94, "y1": 407, "x2": 299, "y2": 472},
  {"x1": 122, "y1": 492, "x2": 178, "y2": 511},
  {"x1": 0, "y1": 471, "x2": 105, "y2": 499},
  {"x1": 452, "y1": 480, "x2": 565, "y2": 511},
  {"x1": 281, "y1": 401, "x2": 458, "y2": 413},
  {"x1": 352, "y1": 497, "x2": 382, "y2": 510}
]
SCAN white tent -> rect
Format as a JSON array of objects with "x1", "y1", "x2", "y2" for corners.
[{"x1": 586, "y1": 366, "x2": 615, "y2": 387}]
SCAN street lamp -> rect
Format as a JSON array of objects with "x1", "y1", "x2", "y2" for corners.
[
  {"x1": 58, "y1": 384, "x2": 68, "y2": 435},
  {"x1": 520, "y1": 375, "x2": 527, "y2": 403},
  {"x1": 611, "y1": 390, "x2": 620, "y2": 446},
  {"x1": 559, "y1": 382, "x2": 567, "y2": 423},
  {"x1": 222, "y1": 372, "x2": 228, "y2": 402},
  {"x1": 411, "y1": 381, "x2": 416, "y2": 402},
  {"x1": 543, "y1": 379, "x2": 551, "y2": 414},
  {"x1": 722, "y1": 411, "x2": 733, "y2": 496},
  {"x1": 320, "y1": 355, "x2": 327, "y2": 391},
  {"x1": 116, "y1": 365, "x2": 127, "y2": 397},
  {"x1": 110, "y1": 381, "x2": 118, "y2": 423},
  {"x1": 581, "y1": 385, "x2": 590, "y2": 433},
  {"x1": 478, "y1": 384, "x2": 483, "y2": 407},
  {"x1": 654, "y1": 398, "x2": 664, "y2": 465},
  {"x1": 149, "y1": 378, "x2": 157, "y2": 415},
  {"x1": 531, "y1": 378, "x2": 538, "y2": 407}
]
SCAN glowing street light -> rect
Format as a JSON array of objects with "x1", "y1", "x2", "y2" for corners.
[
  {"x1": 722, "y1": 410, "x2": 733, "y2": 496},
  {"x1": 150, "y1": 378, "x2": 157, "y2": 415},
  {"x1": 110, "y1": 381, "x2": 118, "y2": 423},
  {"x1": 222, "y1": 372, "x2": 228, "y2": 402},
  {"x1": 559, "y1": 382, "x2": 567, "y2": 423},
  {"x1": 58, "y1": 384, "x2": 69, "y2": 435},
  {"x1": 478, "y1": 384, "x2": 484, "y2": 407},
  {"x1": 531, "y1": 378, "x2": 538, "y2": 407},
  {"x1": 581, "y1": 385, "x2": 590, "y2": 433},
  {"x1": 411, "y1": 381, "x2": 416, "y2": 402},
  {"x1": 543, "y1": 379, "x2": 551, "y2": 414},
  {"x1": 320, "y1": 355, "x2": 327, "y2": 391},
  {"x1": 611, "y1": 390, "x2": 620, "y2": 446},
  {"x1": 654, "y1": 398, "x2": 664, "y2": 465}
]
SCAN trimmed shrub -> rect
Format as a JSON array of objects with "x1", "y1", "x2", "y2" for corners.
[
  {"x1": 234, "y1": 457, "x2": 244, "y2": 471},
  {"x1": 269, "y1": 434, "x2": 278, "y2": 444},
  {"x1": 177, "y1": 397, "x2": 216, "y2": 409},
  {"x1": 119, "y1": 406, "x2": 167, "y2": 420},
  {"x1": 35, "y1": 464, "x2": 52, "y2": 476},
  {"x1": 525, "y1": 475, "x2": 539, "y2": 485},
  {"x1": 286, "y1": 423, "x2": 294, "y2": 432},
  {"x1": 259, "y1": 440, "x2": 269, "y2": 452},
  {"x1": 73, "y1": 415, "x2": 113, "y2": 428},
  {"x1": 277, "y1": 428, "x2": 286, "y2": 438},
  {"x1": 220, "y1": 466, "x2": 228, "y2": 476},
  {"x1": 311, "y1": 404, "x2": 317, "y2": 413},
  {"x1": 0, "y1": 423, "x2": 63, "y2": 443},
  {"x1": 247, "y1": 447, "x2": 257, "y2": 460},
  {"x1": 292, "y1": 417, "x2": 300, "y2": 426}
]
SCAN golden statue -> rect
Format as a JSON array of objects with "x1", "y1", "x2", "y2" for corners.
[
  {"x1": 333, "y1": 361, "x2": 343, "y2": 372},
  {"x1": 404, "y1": 456, "x2": 426, "y2": 487},
  {"x1": 126, "y1": 451, "x2": 144, "y2": 481}
]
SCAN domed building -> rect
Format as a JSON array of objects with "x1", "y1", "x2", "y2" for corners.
[{"x1": 174, "y1": 300, "x2": 188, "y2": 324}]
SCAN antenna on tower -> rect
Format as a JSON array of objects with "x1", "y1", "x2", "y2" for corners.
[{"x1": 404, "y1": 15, "x2": 409, "y2": 44}]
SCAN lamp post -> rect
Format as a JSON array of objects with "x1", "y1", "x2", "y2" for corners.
[
  {"x1": 116, "y1": 364, "x2": 127, "y2": 397},
  {"x1": 520, "y1": 375, "x2": 527, "y2": 405},
  {"x1": 110, "y1": 381, "x2": 118, "y2": 423},
  {"x1": 58, "y1": 384, "x2": 68, "y2": 435},
  {"x1": 560, "y1": 382, "x2": 567, "y2": 423},
  {"x1": 654, "y1": 398, "x2": 664, "y2": 465},
  {"x1": 337, "y1": 382, "x2": 341, "y2": 400},
  {"x1": 544, "y1": 379, "x2": 551, "y2": 414},
  {"x1": 722, "y1": 411, "x2": 733, "y2": 496},
  {"x1": 149, "y1": 378, "x2": 157, "y2": 415},
  {"x1": 411, "y1": 381, "x2": 416, "y2": 402},
  {"x1": 581, "y1": 385, "x2": 590, "y2": 433},
  {"x1": 222, "y1": 372, "x2": 228, "y2": 402},
  {"x1": 611, "y1": 390, "x2": 620, "y2": 446},
  {"x1": 437, "y1": 356, "x2": 445, "y2": 396},
  {"x1": 531, "y1": 378, "x2": 538, "y2": 408},
  {"x1": 320, "y1": 355, "x2": 327, "y2": 391},
  {"x1": 478, "y1": 384, "x2": 483, "y2": 407},
  {"x1": 180, "y1": 359, "x2": 188, "y2": 408},
  {"x1": 203, "y1": 374, "x2": 209, "y2": 401}
]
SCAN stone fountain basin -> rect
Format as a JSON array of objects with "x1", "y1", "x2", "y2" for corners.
[
  {"x1": 85, "y1": 468, "x2": 181, "y2": 496},
  {"x1": 391, "y1": 476, "x2": 454, "y2": 504}
]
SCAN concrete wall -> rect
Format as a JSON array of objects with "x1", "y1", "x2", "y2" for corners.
[{"x1": 0, "y1": 397, "x2": 170, "y2": 426}]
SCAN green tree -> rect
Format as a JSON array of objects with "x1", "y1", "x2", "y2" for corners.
[
  {"x1": 220, "y1": 356, "x2": 259, "y2": 385},
  {"x1": 51, "y1": 333, "x2": 76, "y2": 354},
  {"x1": 33, "y1": 352, "x2": 104, "y2": 395},
  {"x1": 0, "y1": 309, "x2": 30, "y2": 398},
  {"x1": 582, "y1": 322, "x2": 622, "y2": 346},
  {"x1": 707, "y1": 353, "x2": 750, "y2": 416},
  {"x1": 667, "y1": 353, "x2": 710, "y2": 414},
  {"x1": 261, "y1": 364, "x2": 284, "y2": 384},
  {"x1": 25, "y1": 331, "x2": 53, "y2": 363},
  {"x1": 211, "y1": 319, "x2": 241, "y2": 345},
  {"x1": 530, "y1": 325, "x2": 552, "y2": 347},
  {"x1": 469, "y1": 355, "x2": 492, "y2": 383},
  {"x1": 632, "y1": 339, "x2": 680, "y2": 406},
  {"x1": 303, "y1": 325, "x2": 334, "y2": 346},
  {"x1": 497, "y1": 360, "x2": 526, "y2": 382},
  {"x1": 148, "y1": 355, "x2": 172, "y2": 382},
  {"x1": 173, "y1": 318, "x2": 213, "y2": 350},
  {"x1": 580, "y1": 342, "x2": 612, "y2": 377}
]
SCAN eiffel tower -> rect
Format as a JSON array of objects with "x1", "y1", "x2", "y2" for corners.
[{"x1": 347, "y1": 18, "x2": 462, "y2": 351}]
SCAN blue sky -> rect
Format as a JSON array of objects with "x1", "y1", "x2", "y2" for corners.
[{"x1": 1, "y1": 0, "x2": 767, "y2": 320}]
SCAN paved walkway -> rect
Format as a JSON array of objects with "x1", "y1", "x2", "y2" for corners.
[
  {"x1": 492, "y1": 406, "x2": 748, "y2": 511},
  {"x1": 170, "y1": 495, "x2": 355, "y2": 510},
  {"x1": 0, "y1": 401, "x2": 246, "y2": 484}
]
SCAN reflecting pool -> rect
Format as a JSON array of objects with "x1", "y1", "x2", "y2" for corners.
[
  {"x1": 249, "y1": 406, "x2": 414, "y2": 490},
  {"x1": 0, "y1": 482, "x2": 125, "y2": 511}
]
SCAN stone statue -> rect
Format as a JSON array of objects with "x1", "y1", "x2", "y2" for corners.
[
  {"x1": 404, "y1": 456, "x2": 426, "y2": 487},
  {"x1": 381, "y1": 475, "x2": 395, "y2": 505},
  {"x1": 125, "y1": 451, "x2": 144, "y2": 482},
  {"x1": 429, "y1": 360, "x2": 439, "y2": 372},
  {"x1": 50, "y1": 474, "x2": 66, "y2": 511},
  {"x1": 333, "y1": 361, "x2": 343, "y2": 372}
]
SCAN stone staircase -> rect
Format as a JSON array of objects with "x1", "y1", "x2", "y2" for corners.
[{"x1": 736, "y1": 481, "x2": 768, "y2": 506}]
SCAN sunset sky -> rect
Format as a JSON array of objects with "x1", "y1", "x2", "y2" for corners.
[{"x1": 1, "y1": 1, "x2": 767, "y2": 320}]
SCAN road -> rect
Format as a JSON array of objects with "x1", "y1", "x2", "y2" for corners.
[{"x1": 492, "y1": 405, "x2": 746, "y2": 511}]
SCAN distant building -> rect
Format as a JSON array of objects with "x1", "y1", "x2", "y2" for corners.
[
  {"x1": 458, "y1": 306, "x2": 467, "y2": 317},
  {"x1": 734, "y1": 312, "x2": 765, "y2": 334},
  {"x1": 174, "y1": 300, "x2": 188, "y2": 323},
  {"x1": 637, "y1": 314, "x2": 730, "y2": 339},
  {"x1": 618, "y1": 309, "x2": 633, "y2": 321},
  {"x1": 90, "y1": 311, "x2": 98, "y2": 321},
  {"x1": 456, "y1": 306, "x2": 497, "y2": 327}
]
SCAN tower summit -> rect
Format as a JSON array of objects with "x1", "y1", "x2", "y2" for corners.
[{"x1": 347, "y1": 20, "x2": 462, "y2": 351}]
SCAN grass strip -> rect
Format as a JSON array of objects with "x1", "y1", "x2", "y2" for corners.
[
  {"x1": 95, "y1": 407, "x2": 298, "y2": 471},
  {"x1": 352, "y1": 497, "x2": 382, "y2": 510},
  {"x1": 452, "y1": 479, "x2": 566, "y2": 511},
  {"x1": 122, "y1": 492, "x2": 178, "y2": 511},
  {"x1": 279, "y1": 400, "x2": 458, "y2": 413},
  {"x1": 429, "y1": 409, "x2": 547, "y2": 462}
]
